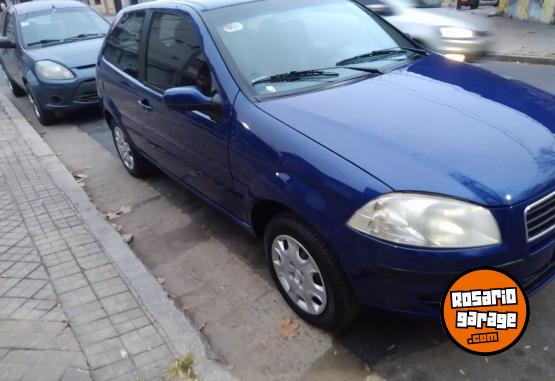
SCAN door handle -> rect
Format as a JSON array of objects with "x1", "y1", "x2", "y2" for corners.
[{"x1": 137, "y1": 99, "x2": 152, "y2": 112}]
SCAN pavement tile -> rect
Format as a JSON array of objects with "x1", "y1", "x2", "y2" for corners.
[
  {"x1": 120, "y1": 325, "x2": 165, "y2": 356},
  {"x1": 101, "y1": 292, "x2": 139, "y2": 316},
  {"x1": 0, "y1": 363, "x2": 28, "y2": 380},
  {"x1": 52, "y1": 273, "x2": 89, "y2": 295},
  {"x1": 60, "y1": 367, "x2": 92, "y2": 381},
  {"x1": 91, "y1": 359, "x2": 136, "y2": 381},
  {"x1": 84, "y1": 264, "x2": 119, "y2": 284},
  {"x1": 0, "y1": 98, "x2": 195, "y2": 381},
  {"x1": 20, "y1": 364, "x2": 67, "y2": 381}
]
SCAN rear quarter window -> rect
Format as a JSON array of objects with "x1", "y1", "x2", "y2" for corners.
[{"x1": 103, "y1": 11, "x2": 145, "y2": 79}]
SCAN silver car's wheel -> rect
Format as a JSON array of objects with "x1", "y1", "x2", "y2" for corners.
[
  {"x1": 27, "y1": 91, "x2": 40, "y2": 119},
  {"x1": 271, "y1": 234, "x2": 327, "y2": 315},
  {"x1": 113, "y1": 126, "x2": 135, "y2": 170}
]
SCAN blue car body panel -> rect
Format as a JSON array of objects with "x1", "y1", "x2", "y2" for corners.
[{"x1": 97, "y1": 1, "x2": 555, "y2": 317}]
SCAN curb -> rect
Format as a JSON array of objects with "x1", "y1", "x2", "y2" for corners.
[
  {"x1": 0, "y1": 92, "x2": 237, "y2": 381},
  {"x1": 486, "y1": 54, "x2": 555, "y2": 66}
]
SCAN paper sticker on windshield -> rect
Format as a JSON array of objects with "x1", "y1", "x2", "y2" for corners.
[{"x1": 223, "y1": 22, "x2": 244, "y2": 33}]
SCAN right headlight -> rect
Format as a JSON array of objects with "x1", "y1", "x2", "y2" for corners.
[
  {"x1": 347, "y1": 193, "x2": 501, "y2": 248},
  {"x1": 35, "y1": 60, "x2": 75, "y2": 80},
  {"x1": 440, "y1": 27, "x2": 474, "y2": 39}
]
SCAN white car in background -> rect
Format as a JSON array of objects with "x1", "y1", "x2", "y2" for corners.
[{"x1": 358, "y1": 0, "x2": 494, "y2": 61}]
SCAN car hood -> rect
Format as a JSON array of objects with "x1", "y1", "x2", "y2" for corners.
[
  {"x1": 27, "y1": 38, "x2": 103, "y2": 69},
  {"x1": 257, "y1": 56, "x2": 555, "y2": 207}
]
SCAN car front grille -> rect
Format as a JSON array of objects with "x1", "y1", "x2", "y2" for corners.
[
  {"x1": 75, "y1": 91, "x2": 99, "y2": 103},
  {"x1": 525, "y1": 191, "x2": 555, "y2": 242}
]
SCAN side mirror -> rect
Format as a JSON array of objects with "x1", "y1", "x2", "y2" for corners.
[
  {"x1": 0, "y1": 36, "x2": 15, "y2": 49},
  {"x1": 367, "y1": 4, "x2": 395, "y2": 16},
  {"x1": 163, "y1": 86, "x2": 213, "y2": 111}
]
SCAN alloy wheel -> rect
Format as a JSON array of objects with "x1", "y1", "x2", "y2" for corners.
[
  {"x1": 27, "y1": 91, "x2": 40, "y2": 119},
  {"x1": 114, "y1": 126, "x2": 135, "y2": 170},
  {"x1": 271, "y1": 234, "x2": 327, "y2": 315}
]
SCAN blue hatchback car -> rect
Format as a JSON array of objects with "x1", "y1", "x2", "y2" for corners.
[
  {"x1": 0, "y1": 1, "x2": 109, "y2": 125},
  {"x1": 97, "y1": 0, "x2": 555, "y2": 329}
]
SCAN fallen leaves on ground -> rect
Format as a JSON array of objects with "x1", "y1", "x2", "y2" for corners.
[
  {"x1": 226, "y1": 363, "x2": 235, "y2": 371},
  {"x1": 111, "y1": 223, "x2": 123, "y2": 233},
  {"x1": 157, "y1": 277, "x2": 166, "y2": 285},
  {"x1": 105, "y1": 206, "x2": 133, "y2": 221},
  {"x1": 119, "y1": 206, "x2": 133, "y2": 214},
  {"x1": 0, "y1": 273, "x2": 6, "y2": 278},
  {"x1": 280, "y1": 317, "x2": 300, "y2": 340},
  {"x1": 73, "y1": 172, "x2": 87, "y2": 187},
  {"x1": 459, "y1": 369, "x2": 466, "y2": 376},
  {"x1": 181, "y1": 304, "x2": 189, "y2": 311},
  {"x1": 122, "y1": 233, "x2": 134, "y2": 244}
]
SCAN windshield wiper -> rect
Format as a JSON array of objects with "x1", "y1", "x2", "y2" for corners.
[
  {"x1": 252, "y1": 70, "x2": 340, "y2": 86},
  {"x1": 64, "y1": 33, "x2": 107, "y2": 41},
  {"x1": 27, "y1": 39, "x2": 62, "y2": 47},
  {"x1": 337, "y1": 47, "x2": 428, "y2": 66}
]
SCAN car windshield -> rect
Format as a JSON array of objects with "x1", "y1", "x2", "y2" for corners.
[
  {"x1": 20, "y1": 7, "x2": 109, "y2": 48},
  {"x1": 203, "y1": 0, "x2": 418, "y2": 97}
]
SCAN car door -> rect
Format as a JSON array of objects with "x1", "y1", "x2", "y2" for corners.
[
  {"x1": 135, "y1": 10, "x2": 236, "y2": 213},
  {"x1": 101, "y1": 11, "x2": 150, "y2": 149}
]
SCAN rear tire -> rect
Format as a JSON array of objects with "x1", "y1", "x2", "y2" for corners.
[
  {"x1": 110, "y1": 121, "x2": 151, "y2": 178},
  {"x1": 26, "y1": 85, "x2": 55, "y2": 125},
  {"x1": 2, "y1": 66, "x2": 25, "y2": 97},
  {"x1": 264, "y1": 211, "x2": 359, "y2": 330}
]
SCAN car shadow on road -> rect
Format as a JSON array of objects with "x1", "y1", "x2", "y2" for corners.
[{"x1": 337, "y1": 307, "x2": 447, "y2": 369}]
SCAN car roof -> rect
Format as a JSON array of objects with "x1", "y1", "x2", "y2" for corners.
[
  {"x1": 131, "y1": 0, "x2": 261, "y2": 11},
  {"x1": 11, "y1": 0, "x2": 88, "y2": 15}
]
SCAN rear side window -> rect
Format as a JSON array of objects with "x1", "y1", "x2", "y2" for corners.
[
  {"x1": 145, "y1": 12, "x2": 208, "y2": 92},
  {"x1": 103, "y1": 11, "x2": 145, "y2": 79}
]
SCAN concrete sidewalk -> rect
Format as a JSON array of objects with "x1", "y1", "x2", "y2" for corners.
[
  {"x1": 0, "y1": 93, "x2": 234, "y2": 381},
  {"x1": 467, "y1": 7, "x2": 555, "y2": 64}
]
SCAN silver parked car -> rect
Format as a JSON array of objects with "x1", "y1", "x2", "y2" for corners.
[{"x1": 358, "y1": 0, "x2": 494, "y2": 61}]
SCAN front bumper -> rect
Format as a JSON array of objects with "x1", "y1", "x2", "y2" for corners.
[
  {"x1": 431, "y1": 35, "x2": 494, "y2": 58},
  {"x1": 29, "y1": 67, "x2": 100, "y2": 111},
  {"x1": 330, "y1": 191, "x2": 555, "y2": 317}
]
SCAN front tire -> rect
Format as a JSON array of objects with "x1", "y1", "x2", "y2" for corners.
[
  {"x1": 264, "y1": 212, "x2": 359, "y2": 330},
  {"x1": 26, "y1": 85, "x2": 55, "y2": 125},
  {"x1": 111, "y1": 122, "x2": 151, "y2": 178}
]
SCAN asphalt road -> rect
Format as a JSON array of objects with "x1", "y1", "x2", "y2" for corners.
[{"x1": 2, "y1": 60, "x2": 555, "y2": 381}]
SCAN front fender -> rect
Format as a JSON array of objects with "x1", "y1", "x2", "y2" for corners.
[{"x1": 231, "y1": 92, "x2": 392, "y2": 238}]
